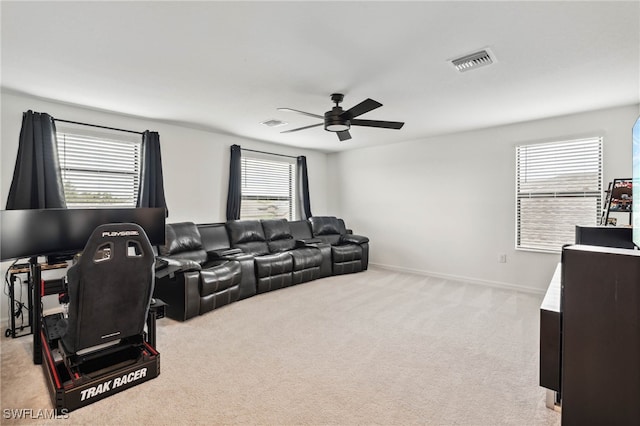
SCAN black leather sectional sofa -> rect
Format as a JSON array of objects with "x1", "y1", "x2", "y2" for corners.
[{"x1": 153, "y1": 216, "x2": 369, "y2": 321}]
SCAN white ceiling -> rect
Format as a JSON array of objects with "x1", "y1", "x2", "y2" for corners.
[{"x1": 2, "y1": 1, "x2": 639, "y2": 153}]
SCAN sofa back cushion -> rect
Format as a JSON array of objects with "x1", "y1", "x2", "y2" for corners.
[
  {"x1": 261, "y1": 219, "x2": 296, "y2": 253},
  {"x1": 309, "y1": 216, "x2": 349, "y2": 246},
  {"x1": 309, "y1": 216, "x2": 347, "y2": 236},
  {"x1": 226, "y1": 220, "x2": 269, "y2": 256},
  {"x1": 289, "y1": 220, "x2": 313, "y2": 240},
  {"x1": 160, "y1": 222, "x2": 208, "y2": 264},
  {"x1": 310, "y1": 216, "x2": 347, "y2": 234},
  {"x1": 197, "y1": 223, "x2": 231, "y2": 252}
]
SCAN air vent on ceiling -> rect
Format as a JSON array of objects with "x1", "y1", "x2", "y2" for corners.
[
  {"x1": 260, "y1": 119, "x2": 288, "y2": 128},
  {"x1": 450, "y1": 49, "x2": 495, "y2": 72}
]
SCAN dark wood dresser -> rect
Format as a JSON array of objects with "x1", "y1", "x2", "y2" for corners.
[{"x1": 540, "y1": 245, "x2": 640, "y2": 425}]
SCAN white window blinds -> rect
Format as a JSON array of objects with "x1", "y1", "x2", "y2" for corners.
[
  {"x1": 240, "y1": 151, "x2": 297, "y2": 220},
  {"x1": 516, "y1": 137, "x2": 603, "y2": 252},
  {"x1": 56, "y1": 128, "x2": 142, "y2": 208}
]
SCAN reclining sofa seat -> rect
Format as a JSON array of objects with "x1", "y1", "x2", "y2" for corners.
[
  {"x1": 309, "y1": 216, "x2": 370, "y2": 275},
  {"x1": 289, "y1": 220, "x2": 332, "y2": 278},
  {"x1": 226, "y1": 220, "x2": 293, "y2": 294},
  {"x1": 197, "y1": 223, "x2": 257, "y2": 300},
  {"x1": 260, "y1": 219, "x2": 323, "y2": 284},
  {"x1": 155, "y1": 222, "x2": 242, "y2": 321}
]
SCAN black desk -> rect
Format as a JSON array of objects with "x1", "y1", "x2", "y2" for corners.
[
  {"x1": 32, "y1": 263, "x2": 66, "y2": 364},
  {"x1": 5, "y1": 262, "x2": 66, "y2": 339}
]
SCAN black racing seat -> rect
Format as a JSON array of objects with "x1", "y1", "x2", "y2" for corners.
[{"x1": 57, "y1": 223, "x2": 155, "y2": 363}]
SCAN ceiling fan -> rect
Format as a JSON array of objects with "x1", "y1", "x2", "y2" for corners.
[{"x1": 278, "y1": 93, "x2": 405, "y2": 141}]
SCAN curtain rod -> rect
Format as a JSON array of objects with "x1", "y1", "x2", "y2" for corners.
[
  {"x1": 241, "y1": 147, "x2": 298, "y2": 159},
  {"x1": 54, "y1": 118, "x2": 144, "y2": 135}
]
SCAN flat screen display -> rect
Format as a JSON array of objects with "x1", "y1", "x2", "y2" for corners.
[
  {"x1": 633, "y1": 116, "x2": 640, "y2": 248},
  {"x1": 1, "y1": 207, "x2": 166, "y2": 261}
]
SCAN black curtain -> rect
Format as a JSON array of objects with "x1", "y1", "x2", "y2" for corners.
[
  {"x1": 226, "y1": 144, "x2": 242, "y2": 220},
  {"x1": 137, "y1": 130, "x2": 168, "y2": 215},
  {"x1": 297, "y1": 156, "x2": 313, "y2": 219},
  {"x1": 6, "y1": 110, "x2": 66, "y2": 209}
]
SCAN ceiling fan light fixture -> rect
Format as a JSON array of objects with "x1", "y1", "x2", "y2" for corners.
[
  {"x1": 326, "y1": 123, "x2": 350, "y2": 132},
  {"x1": 324, "y1": 108, "x2": 350, "y2": 132}
]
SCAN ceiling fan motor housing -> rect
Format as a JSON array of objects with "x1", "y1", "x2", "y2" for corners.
[
  {"x1": 324, "y1": 107, "x2": 350, "y2": 132},
  {"x1": 279, "y1": 93, "x2": 403, "y2": 140}
]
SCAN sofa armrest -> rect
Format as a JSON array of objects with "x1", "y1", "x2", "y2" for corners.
[
  {"x1": 156, "y1": 256, "x2": 202, "y2": 278},
  {"x1": 208, "y1": 248, "x2": 244, "y2": 258},
  {"x1": 169, "y1": 257, "x2": 201, "y2": 271},
  {"x1": 153, "y1": 268, "x2": 201, "y2": 321},
  {"x1": 341, "y1": 234, "x2": 369, "y2": 245},
  {"x1": 295, "y1": 238, "x2": 322, "y2": 247}
]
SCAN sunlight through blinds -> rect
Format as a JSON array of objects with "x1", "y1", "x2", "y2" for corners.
[
  {"x1": 240, "y1": 151, "x2": 296, "y2": 220},
  {"x1": 516, "y1": 137, "x2": 603, "y2": 252},
  {"x1": 57, "y1": 130, "x2": 142, "y2": 208}
]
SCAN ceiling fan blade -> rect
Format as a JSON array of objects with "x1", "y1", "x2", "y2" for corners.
[
  {"x1": 337, "y1": 130, "x2": 352, "y2": 141},
  {"x1": 351, "y1": 119, "x2": 405, "y2": 129},
  {"x1": 277, "y1": 108, "x2": 324, "y2": 120},
  {"x1": 280, "y1": 123, "x2": 323, "y2": 134},
  {"x1": 342, "y1": 98, "x2": 382, "y2": 119}
]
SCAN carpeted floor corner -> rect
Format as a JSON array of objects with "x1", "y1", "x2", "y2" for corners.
[{"x1": 1, "y1": 267, "x2": 560, "y2": 425}]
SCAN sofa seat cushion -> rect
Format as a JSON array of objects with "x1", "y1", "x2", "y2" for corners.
[
  {"x1": 289, "y1": 247, "x2": 323, "y2": 271},
  {"x1": 169, "y1": 249, "x2": 208, "y2": 264},
  {"x1": 254, "y1": 252, "x2": 293, "y2": 278},
  {"x1": 199, "y1": 260, "x2": 242, "y2": 296},
  {"x1": 236, "y1": 241, "x2": 270, "y2": 256},
  {"x1": 267, "y1": 238, "x2": 296, "y2": 253},
  {"x1": 315, "y1": 234, "x2": 342, "y2": 246},
  {"x1": 332, "y1": 244, "x2": 362, "y2": 263}
]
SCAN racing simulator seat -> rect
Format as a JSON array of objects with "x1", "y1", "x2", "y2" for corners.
[{"x1": 41, "y1": 223, "x2": 161, "y2": 412}]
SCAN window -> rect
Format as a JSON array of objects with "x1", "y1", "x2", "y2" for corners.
[
  {"x1": 57, "y1": 126, "x2": 142, "y2": 208},
  {"x1": 240, "y1": 151, "x2": 297, "y2": 220},
  {"x1": 516, "y1": 137, "x2": 603, "y2": 252}
]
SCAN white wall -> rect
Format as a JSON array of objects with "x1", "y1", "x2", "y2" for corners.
[
  {"x1": 1, "y1": 91, "x2": 330, "y2": 222},
  {"x1": 328, "y1": 104, "x2": 640, "y2": 292},
  {"x1": 0, "y1": 91, "x2": 330, "y2": 322},
  {"x1": 1, "y1": 89, "x2": 638, "y2": 319}
]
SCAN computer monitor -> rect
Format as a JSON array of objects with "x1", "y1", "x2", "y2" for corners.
[
  {"x1": 0, "y1": 207, "x2": 166, "y2": 261},
  {"x1": 575, "y1": 225, "x2": 634, "y2": 249}
]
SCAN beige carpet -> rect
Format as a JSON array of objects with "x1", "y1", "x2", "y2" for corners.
[{"x1": 1, "y1": 267, "x2": 560, "y2": 425}]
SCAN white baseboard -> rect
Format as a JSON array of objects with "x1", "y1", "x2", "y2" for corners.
[{"x1": 369, "y1": 262, "x2": 545, "y2": 295}]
